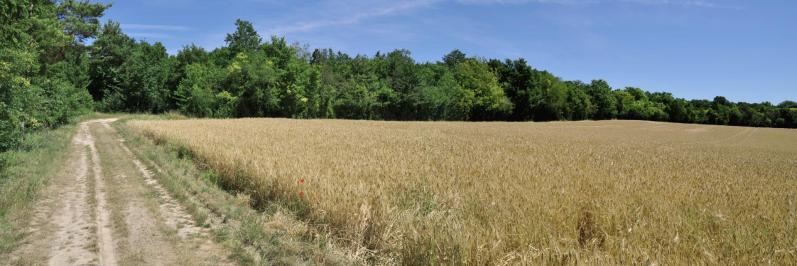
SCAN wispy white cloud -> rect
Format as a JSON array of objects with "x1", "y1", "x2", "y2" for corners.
[
  {"x1": 263, "y1": 0, "x2": 735, "y2": 36},
  {"x1": 122, "y1": 23, "x2": 190, "y2": 31},
  {"x1": 123, "y1": 23, "x2": 190, "y2": 41},
  {"x1": 264, "y1": 0, "x2": 442, "y2": 34},
  {"x1": 127, "y1": 32, "x2": 174, "y2": 39}
]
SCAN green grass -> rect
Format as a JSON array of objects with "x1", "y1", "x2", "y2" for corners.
[{"x1": 0, "y1": 122, "x2": 76, "y2": 255}]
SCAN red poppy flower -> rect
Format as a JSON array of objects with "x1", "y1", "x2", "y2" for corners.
[
  {"x1": 297, "y1": 178, "x2": 305, "y2": 185},
  {"x1": 298, "y1": 191, "x2": 305, "y2": 198}
]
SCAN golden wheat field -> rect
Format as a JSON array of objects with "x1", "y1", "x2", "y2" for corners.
[{"x1": 129, "y1": 119, "x2": 797, "y2": 264}]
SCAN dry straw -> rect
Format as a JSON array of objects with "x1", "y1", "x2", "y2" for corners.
[{"x1": 130, "y1": 118, "x2": 797, "y2": 264}]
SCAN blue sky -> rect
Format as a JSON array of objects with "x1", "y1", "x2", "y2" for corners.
[{"x1": 99, "y1": 0, "x2": 795, "y2": 103}]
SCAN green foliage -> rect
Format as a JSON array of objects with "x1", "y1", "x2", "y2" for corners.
[
  {"x1": 489, "y1": 58, "x2": 534, "y2": 120},
  {"x1": 88, "y1": 21, "x2": 133, "y2": 108},
  {"x1": 0, "y1": 0, "x2": 105, "y2": 153},
  {"x1": 167, "y1": 44, "x2": 210, "y2": 104},
  {"x1": 442, "y1": 49, "x2": 467, "y2": 68},
  {"x1": 333, "y1": 78, "x2": 385, "y2": 119},
  {"x1": 452, "y1": 59, "x2": 512, "y2": 120},
  {"x1": 214, "y1": 91, "x2": 238, "y2": 118},
  {"x1": 375, "y1": 50, "x2": 420, "y2": 119},
  {"x1": 526, "y1": 69, "x2": 566, "y2": 121},
  {"x1": 88, "y1": 22, "x2": 174, "y2": 113},
  {"x1": 0, "y1": 49, "x2": 35, "y2": 151},
  {"x1": 226, "y1": 52, "x2": 281, "y2": 116},
  {"x1": 588, "y1": 80, "x2": 618, "y2": 120},
  {"x1": 417, "y1": 65, "x2": 471, "y2": 120},
  {"x1": 176, "y1": 63, "x2": 231, "y2": 118},
  {"x1": 225, "y1": 19, "x2": 262, "y2": 55},
  {"x1": 564, "y1": 81, "x2": 594, "y2": 120},
  {"x1": 610, "y1": 87, "x2": 673, "y2": 121},
  {"x1": 777, "y1": 100, "x2": 797, "y2": 109},
  {"x1": 56, "y1": 0, "x2": 110, "y2": 42}
]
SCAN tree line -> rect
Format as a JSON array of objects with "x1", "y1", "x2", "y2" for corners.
[{"x1": 2, "y1": 1, "x2": 796, "y2": 153}]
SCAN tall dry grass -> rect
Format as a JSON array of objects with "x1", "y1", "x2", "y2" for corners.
[{"x1": 129, "y1": 119, "x2": 797, "y2": 264}]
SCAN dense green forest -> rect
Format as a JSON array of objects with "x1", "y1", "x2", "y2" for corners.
[{"x1": 2, "y1": 1, "x2": 796, "y2": 153}]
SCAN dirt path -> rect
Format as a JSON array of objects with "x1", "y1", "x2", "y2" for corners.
[{"x1": 8, "y1": 119, "x2": 233, "y2": 266}]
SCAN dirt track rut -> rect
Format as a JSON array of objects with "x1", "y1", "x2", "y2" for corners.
[{"x1": 8, "y1": 119, "x2": 232, "y2": 265}]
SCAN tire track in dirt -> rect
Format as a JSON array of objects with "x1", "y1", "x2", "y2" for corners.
[
  {"x1": 7, "y1": 118, "x2": 233, "y2": 265},
  {"x1": 119, "y1": 143, "x2": 201, "y2": 238},
  {"x1": 8, "y1": 119, "x2": 119, "y2": 265},
  {"x1": 45, "y1": 139, "x2": 96, "y2": 266},
  {"x1": 117, "y1": 138, "x2": 233, "y2": 263},
  {"x1": 85, "y1": 119, "x2": 120, "y2": 266}
]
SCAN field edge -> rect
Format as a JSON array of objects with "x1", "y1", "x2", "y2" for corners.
[{"x1": 115, "y1": 118, "x2": 360, "y2": 265}]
